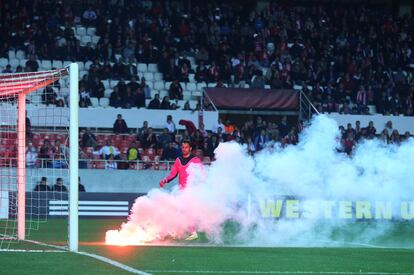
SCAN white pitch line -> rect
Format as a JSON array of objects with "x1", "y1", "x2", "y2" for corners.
[
  {"x1": 144, "y1": 271, "x2": 414, "y2": 275},
  {"x1": 0, "y1": 249, "x2": 66, "y2": 253},
  {"x1": 77, "y1": 251, "x2": 152, "y2": 275},
  {"x1": 24, "y1": 239, "x2": 152, "y2": 275}
]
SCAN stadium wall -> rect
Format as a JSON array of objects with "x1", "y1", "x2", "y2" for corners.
[
  {"x1": 20, "y1": 107, "x2": 219, "y2": 130},
  {"x1": 327, "y1": 113, "x2": 414, "y2": 134}
]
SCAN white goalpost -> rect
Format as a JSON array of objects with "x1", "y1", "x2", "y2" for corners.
[{"x1": 0, "y1": 63, "x2": 79, "y2": 251}]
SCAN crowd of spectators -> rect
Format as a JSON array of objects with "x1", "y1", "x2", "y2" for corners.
[{"x1": 1, "y1": 1, "x2": 414, "y2": 116}]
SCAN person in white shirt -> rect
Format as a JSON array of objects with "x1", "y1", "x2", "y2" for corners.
[
  {"x1": 165, "y1": 115, "x2": 176, "y2": 134},
  {"x1": 212, "y1": 118, "x2": 225, "y2": 134},
  {"x1": 26, "y1": 141, "x2": 38, "y2": 168},
  {"x1": 97, "y1": 140, "x2": 120, "y2": 159}
]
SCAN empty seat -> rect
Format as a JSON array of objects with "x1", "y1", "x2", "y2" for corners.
[
  {"x1": 76, "y1": 61, "x2": 85, "y2": 71},
  {"x1": 63, "y1": 60, "x2": 71, "y2": 68},
  {"x1": 104, "y1": 89, "x2": 112, "y2": 98},
  {"x1": 8, "y1": 50, "x2": 15, "y2": 60},
  {"x1": 81, "y1": 35, "x2": 92, "y2": 46},
  {"x1": 102, "y1": 80, "x2": 110, "y2": 89},
  {"x1": 147, "y1": 63, "x2": 158, "y2": 73},
  {"x1": 99, "y1": 98, "x2": 109, "y2": 107},
  {"x1": 186, "y1": 82, "x2": 196, "y2": 91},
  {"x1": 137, "y1": 63, "x2": 147, "y2": 72},
  {"x1": 90, "y1": 97, "x2": 99, "y2": 107},
  {"x1": 19, "y1": 59, "x2": 28, "y2": 67},
  {"x1": 153, "y1": 72, "x2": 163, "y2": 81},
  {"x1": 9, "y1": 58, "x2": 19, "y2": 68},
  {"x1": 15, "y1": 50, "x2": 25, "y2": 60},
  {"x1": 86, "y1": 27, "x2": 96, "y2": 36},
  {"x1": 196, "y1": 83, "x2": 207, "y2": 91},
  {"x1": 84, "y1": 61, "x2": 93, "y2": 70},
  {"x1": 0, "y1": 58, "x2": 8, "y2": 67},
  {"x1": 76, "y1": 27, "x2": 86, "y2": 36},
  {"x1": 52, "y1": 60, "x2": 63, "y2": 69},
  {"x1": 91, "y1": 35, "x2": 100, "y2": 45},
  {"x1": 154, "y1": 81, "x2": 164, "y2": 90},
  {"x1": 41, "y1": 60, "x2": 52, "y2": 70},
  {"x1": 143, "y1": 72, "x2": 154, "y2": 81}
]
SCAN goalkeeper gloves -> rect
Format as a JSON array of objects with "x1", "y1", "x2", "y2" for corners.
[{"x1": 159, "y1": 178, "x2": 167, "y2": 188}]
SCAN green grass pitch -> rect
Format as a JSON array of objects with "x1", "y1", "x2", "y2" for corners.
[{"x1": 0, "y1": 218, "x2": 413, "y2": 275}]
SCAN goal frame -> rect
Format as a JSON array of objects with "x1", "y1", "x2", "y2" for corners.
[{"x1": 11, "y1": 63, "x2": 79, "y2": 251}]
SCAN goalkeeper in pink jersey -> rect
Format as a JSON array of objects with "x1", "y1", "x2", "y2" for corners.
[{"x1": 159, "y1": 140, "x2": 202, "y2": 240}]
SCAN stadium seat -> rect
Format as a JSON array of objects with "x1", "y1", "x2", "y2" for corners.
[
  {"x1": 9, "y1": 58, "x2": 19, "y2": 68},
  {"x1": 0, "y1": 58, "x2": 8, "y2": 67},
  {"x1": 91, "y1": 35, "x2": 100, "y2": 45},
  {"x1": 186, "y1": 82, "x2": 196, "y2": 92},
  {"x1": 52, "y1": 60, "x2": 63, "y2": 69},
  {"x1": 137, "y1": 63, "x2": 147, "y2": 72},
  {"x1": 79, "y1": 70, "x2": 88, "y2": 79},
  {"x1": 189, "y1": 73, "x2": 195, "y2": 82},
  {"x1": 264, "y1": 84, "x2": 271, "y2": 89},
  {"x1": 76, "y1": 27, "x2": 86, "y2": 36},
  {"x1": 76, "y1": 61, "x2": 85, "y2": 71},
  {"x1": 165, "y1": 81, "x2": 172, "y2": 90},
  {"x1": 147, "y1": 64, "x2": 158, "y2": 73},
  {"x1": 15, "y1": 50, "x2": 25, "y2": 60},
  {"x1": 102, "y1": 80, "x2": 110, "y2": 89},
  {"x1": 84, "y1": 61, "x2": 93, "y2": 70},
  {"x1": 86, "y1": 27, "x2": 96, "y2": 36},
  {"x1": 8, "y1": 50, "x2": 15, "y2": 60},
  {"x1": 143, "y1": 72, "x2": 154, "y2": 81},
  {"x1": 90, "y1": 97, "x2": 99, "y2": 108},
  {"x1": 40, "y1": 60, "x2": 52, "y2": 70},
  {"x1": 81, "y1": 35, "x2": 92, "y2": 46},
  {"x1": 154, "y1": 73, "x2": 163, "y2": 81},
  {"x1": 159, "y1": 89, "x2": 169, "y2": 98},
  {"x1": 104, "y1": 89, "x2": 112, "y2": 98},
  {"x1": 99, "y1": 98, "x2": 109, "y2": 108},
  {"x1": 19, "y1": 59, "x2": 28, "y2": 67},
  {"x1": 183, "y1": 91, "x2": 192, "y2": 100},
  {"x1": 110, "y1": 80, "x2": 119, "y2": 88},
  {"x1": 196, "y1": 83, "x2": 207, "y2": 91},
  {"x1": 63, "y1": 60, "x2": 71, "y2": 68},
  {"x1": 154, "y1": 81, "x2": 165, "y2": 90}
]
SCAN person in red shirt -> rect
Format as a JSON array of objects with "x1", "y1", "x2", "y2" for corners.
[{"x1": 159, "y1": 140, "x2": 202, "y2": 240}]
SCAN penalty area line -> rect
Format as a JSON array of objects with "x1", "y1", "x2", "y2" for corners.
[
  {"x1": 77, "y1": 251, "x2": 152, "y2": 275},
  {"x1": 24, "y1": 239, "x2": 151, "y2": 275},
  {"x1": 144, "y1": 271, "x2": 414, "y2": 275}
]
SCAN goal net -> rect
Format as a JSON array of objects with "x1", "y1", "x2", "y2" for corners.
[{"x1": 0, "y1": 64, "x2": 79, "y2": 251}]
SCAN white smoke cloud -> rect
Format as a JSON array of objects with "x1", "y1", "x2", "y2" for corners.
[{"x1": 106, "y1": 115, "x2": 414, "y2": 247}]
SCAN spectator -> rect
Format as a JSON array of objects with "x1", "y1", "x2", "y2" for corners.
[
  {"x1": 81, "y1": 128, "x2": 98, "y2": 147},
  {"x1": 169, "y1": 80, "x2": 183, "y2": 100},
  {"x1": 38, "y1": 139, "x2": 52, "y2": 168},
  {"x1": 105, "y1": 155, "x2": 118, "y2": 170},
  {"x1": 140, "y1": 77, "x2": 152, "y2": 99},
  {"x1": 142, "y1": 127, "x2": 158, "y2": 149},
  {"x1": 161, "y1": 142, "x2": 179, "y2": 161},
  {"x1": 113, "y1": 114, "x2": 128, "y2": 134},
  {"x1": 109, "y1": 87, "x2": 122, "y2": 108},
  {"x1": 79, "y1": 177, "x2": 86, "y2": 192},
  {"x1": 25, "y1": 54, "x2": 39, "y2": 72},
  {"x1": 42, "y1": 86, "x2": 57, "y2": 106},
  {"x1": 90, "y1": 77, "x2": 105, "y2": 99},
  {"x1": 254, "y1": 129, "x2": 270, "y2": 151},
  {"x1": 158, "y1": 128, "x2": 173, "y2": 149},
  {"x1": 148, "y1": 94, "x2": 161, "y2": 109},
  {"x1": 52, "y1": 140, "x2": 69, "y2": 168},
  {"x1": 51, "y1": 178, "x2": 68, "y2": 192},
  {"x1": 98, "y1": 139, "x2": 120, "y2": 159},
  {"x1": 34, "y1": 177, "x2": 50, "y2": 191},
  {"x1": 126, "y1": 141, "x2": 141, "y2": 162},
  {"x1": 26, "y1": 141, "x2": 38, "y2": 168},
  {"x1": 79, "y1": 84, "x2": 92, "y2": 107},
  {"x1": 161, "y1": 96, "x2": 172, "y2": 110},
  {"x1": 82, "y1": 6, "x2": 97, "y2": 26},
  {"x1": 165, "y1": 115, "x2": 176, "y2": 135}
]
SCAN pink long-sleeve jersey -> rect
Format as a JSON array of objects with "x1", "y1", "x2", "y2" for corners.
[{"x1": 165, "y1": 155, "x2": 202, "y2": 189}]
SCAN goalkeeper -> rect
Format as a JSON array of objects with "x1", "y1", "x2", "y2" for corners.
[{"x1": 159, "y1": 140, "x2": 202, "y2": 240}]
